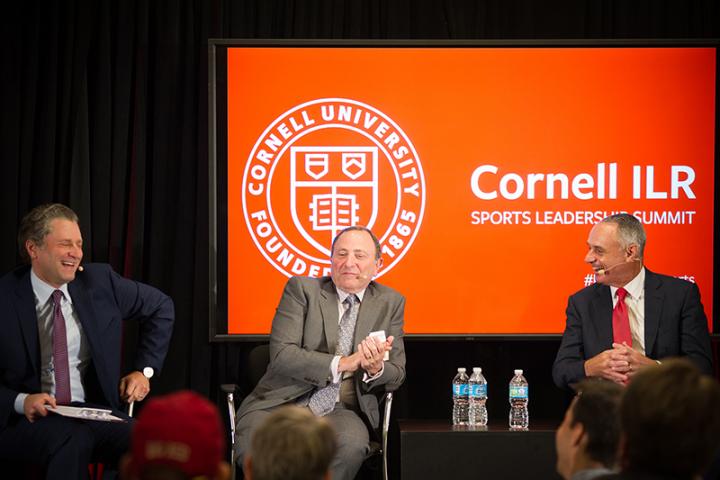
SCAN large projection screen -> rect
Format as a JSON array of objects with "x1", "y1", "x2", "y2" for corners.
[{"x1": 209, "y1": 41, "x2": 717, "y2": 339}]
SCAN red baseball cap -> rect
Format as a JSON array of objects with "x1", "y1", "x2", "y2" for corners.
[{"x1": 131, "y1": 390, "x2": 225, "y2": 477}]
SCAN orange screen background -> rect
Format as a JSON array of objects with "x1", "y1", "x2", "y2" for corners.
[{"x1": 225, "y1": 46, "x2": 715, "y2": 335}]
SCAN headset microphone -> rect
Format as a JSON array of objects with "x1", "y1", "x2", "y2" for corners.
[
  {"x1": 78, "y1": 265, "x2": 84, "y2": 272},
  {"x1": 596, "y1": 265, "x2": 616, "y2": 276},
  {"x1": 596, "y1": 258, "x2": 640, "y2": 276}
]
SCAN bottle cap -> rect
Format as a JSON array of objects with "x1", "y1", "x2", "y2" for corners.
[
  {"x1": 514, "y1": 369, "x2": 523, "y2": 375},
  {"x1": 458, "y1": 367, "x2": 466, "y2": 373},
  {"x1": 473, "y1": 367, "x2": 482, "y2": 373}
]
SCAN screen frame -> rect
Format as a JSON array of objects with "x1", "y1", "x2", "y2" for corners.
[{"x1": 208, "y1": 38, "x2": 720, "y2": 341}]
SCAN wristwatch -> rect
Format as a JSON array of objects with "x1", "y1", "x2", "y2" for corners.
[{"x1": 142, "y1": 367, "x2": 155, "y2": 379}]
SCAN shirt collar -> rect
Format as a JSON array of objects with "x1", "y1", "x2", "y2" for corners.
[
  {"x1": 611, "y1": 266, "x2": 645, "y2": 300},
  {"x1": 30, "y1": 269, "x2": 72, "y2": 305},
  {"x1": 336, "y1": 286, "x2": 366, "y2": 303}
]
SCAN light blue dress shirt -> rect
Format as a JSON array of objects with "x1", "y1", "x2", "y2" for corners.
[{"x1": 13, "y1": 270, "x2": 91, "y2": 414}]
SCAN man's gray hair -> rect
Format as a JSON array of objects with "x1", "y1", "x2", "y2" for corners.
[{"x1": 600, "y1": 213, "x2": 646, "y2": 259}]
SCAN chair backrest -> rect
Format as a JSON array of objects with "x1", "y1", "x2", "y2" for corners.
[{"x1": 247, "y1": 344, "x2": 270, "y2": 389}]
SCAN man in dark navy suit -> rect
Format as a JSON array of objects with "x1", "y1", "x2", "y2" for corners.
[
  {"x1": 0, "y1": 203, "x2": 174, "y2": 479},
  {"x1": 553, "y1": 213, "x2": 712, "y2": 390}
]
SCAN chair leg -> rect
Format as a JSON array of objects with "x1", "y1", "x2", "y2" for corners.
[
  {"x1": 382, "y1": 392, "x2": 393, "y2": 480},
  {"x1": 226, "y1": 391, "x2": 237, "y2": 480}
]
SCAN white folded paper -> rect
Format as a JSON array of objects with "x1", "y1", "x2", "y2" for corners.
[
  {"x1": 46, "y1": 405, "x2": 126, "y2": 422},
  {"x1": 369, "y1": 330, "x2": 390, "y2": 361}
]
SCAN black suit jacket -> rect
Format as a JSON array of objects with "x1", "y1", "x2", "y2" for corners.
[
  {"x1": 552, "y1": 269, "x2": 712, "y2": 389},
  {"x1": 0, "y1": 263, "x2": 174, "y2": 428}
]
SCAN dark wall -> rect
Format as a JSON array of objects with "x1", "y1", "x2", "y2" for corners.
[
  {"x1": 400, "y1": 338, "x2": 569, "y2": 421},
  {"x1": 1, "y1": 0, "x2": 718, "y2": 426}
]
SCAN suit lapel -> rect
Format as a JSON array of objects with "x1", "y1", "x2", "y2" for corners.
[
  {"x1": 591, "y1": 284, "x2": 614, "y2": 348},
  {"x1": 15, "y1": 272, "x2": 40, "y2": 375},
  {"x1": 320, "y1": 279, "x2": 339, "y2": 354},
  {"x1": 68, "y1": 280, "x2": 108, "y2": 381},
  {"x1": 643, "y1": 270, "x2": 662, "y2": 356}
]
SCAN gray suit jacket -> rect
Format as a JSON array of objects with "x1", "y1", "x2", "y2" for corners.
[
  {"x1": 552, "y1": 269, "x2": 713, "y2": 390},
  {"x1": 237, "y1": 276, "x2": 406, "y2": 429}
]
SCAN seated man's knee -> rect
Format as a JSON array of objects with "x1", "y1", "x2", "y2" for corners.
[
  {"x1": 235, "y1": 409, "x2": 273, "y2": 463},
  {"x1": 336, "y1": 437, "x2": 368, "y2": 465},
  {"x1": 335, "y1": 422, "x2": 369, "y2": 464},
  {"x1": 59, "y1": 423, "x2": 94, "y2": 457},
  {"x1": 33, "y1": 417, "x2": 94, "y2": 462},
  {"x1": 331, "y1": 431, "x2": 368, "y2": 480}
]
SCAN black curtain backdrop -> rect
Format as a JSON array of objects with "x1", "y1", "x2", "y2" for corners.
[{"x1": 1, "y1": 0, "x2": 718, "y2": 426}]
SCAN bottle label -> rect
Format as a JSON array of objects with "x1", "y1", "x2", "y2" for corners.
[
  {"x1": 509, "y1": 385, "x2": 528, "y2": 399},
  {"x1": 469, "y1": 384, "x2": 487, "y2": 397},
  {"x1": 453, "y1": 384, "x2": 469, "y2": 396}
]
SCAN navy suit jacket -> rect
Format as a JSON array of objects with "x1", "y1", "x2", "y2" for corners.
[
  {"x1": 552, "y1": 269, "x2": 713, "y2": 390},
  {"x1": 0, "y1": 263, "x2": 174, "y2": 428}
]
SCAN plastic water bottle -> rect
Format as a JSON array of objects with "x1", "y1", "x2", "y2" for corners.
[
  {"x1": 509, "y1": 369, "x2": 529, "y2": 429},
  {"x1": 468, "y1": 367, "x2": 488, "y2": 426},
  {"x1": 452, "y1": 367, "x2": 469, "y2": 425}
]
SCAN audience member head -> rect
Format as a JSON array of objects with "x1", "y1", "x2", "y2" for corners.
[
  {"x1": 244, "y1": 406, "x2": 336, "y2": 480},
  {"x1": 619, "y1": 358, "x2": 720, "y2": 478},
  {"x1": 555, "y1": 379, "x2": 623, "y2": 479},
  {"x1": 121, "y1": 390, "x2": 230, "y2": 480}
]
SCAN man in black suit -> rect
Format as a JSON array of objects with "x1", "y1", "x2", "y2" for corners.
[
  {"x1": 553, "y1": 213, "x2": 712, "y2": 390},
  {"x1": 0, "y1": 203, "x2": 174, "y2": 479}
]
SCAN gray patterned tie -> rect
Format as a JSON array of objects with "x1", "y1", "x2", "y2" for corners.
[{"x1": 308, "y1": 294, "x2": 359, "y2": 416}]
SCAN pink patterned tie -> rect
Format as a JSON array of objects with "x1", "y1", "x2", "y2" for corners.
[
  {"x1": 612, "y1": 287, "x2": 632, "y2": 346},
  {"x1": 52, "y1": 290, "x2": 71, "y2": 405}
]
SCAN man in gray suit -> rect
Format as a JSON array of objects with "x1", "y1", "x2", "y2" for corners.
[{"x1": 234, "y1": 226, "x2": 406, "y2": 480}]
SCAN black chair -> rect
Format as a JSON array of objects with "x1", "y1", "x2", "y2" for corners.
[{"x1": 222, "y1": 344, "x2": 394, "y2": 480}]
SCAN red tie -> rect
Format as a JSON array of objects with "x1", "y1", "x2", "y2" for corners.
[
  {"x1": 612, "y1": 287, "x2": 632, "y2": 346},
  {"x1": 52, "y1": 290, "x2": 71, "y2": 405}
]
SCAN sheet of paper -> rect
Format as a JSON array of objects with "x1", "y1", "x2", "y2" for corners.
[{"x1": 46, "y1": 405, "x2": 126, "y2": 422}]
